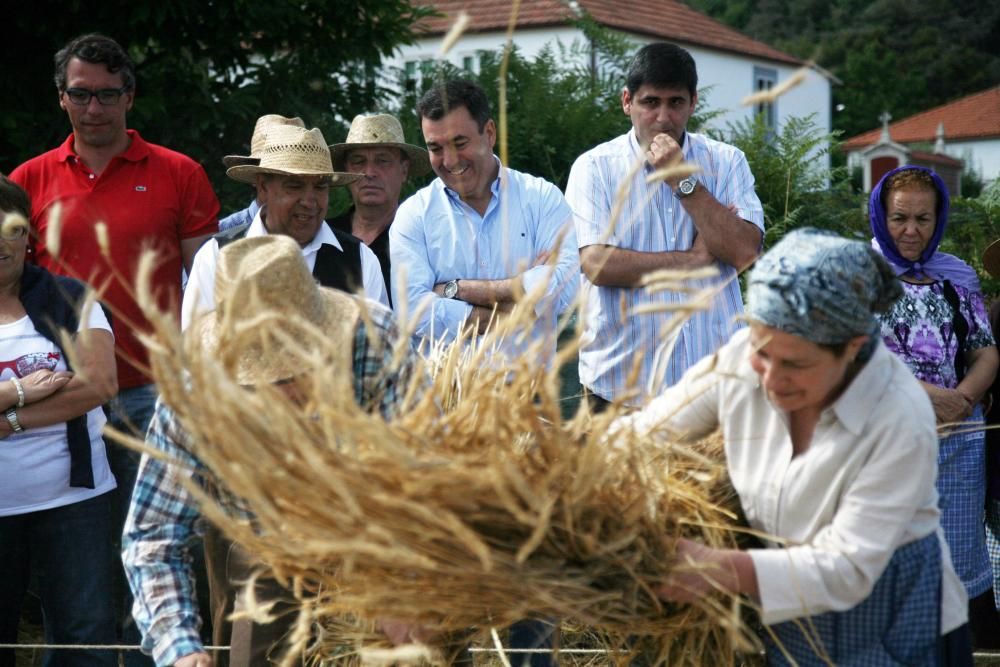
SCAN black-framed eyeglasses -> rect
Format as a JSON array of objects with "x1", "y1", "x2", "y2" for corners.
[{"x1": 62, "y1": 87, "x2": 130, "y2": 106}]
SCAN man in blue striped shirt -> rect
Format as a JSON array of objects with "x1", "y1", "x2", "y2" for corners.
[
  {"x1": 390, "y1": 79, "x2": 579, "y2": 364},
  {"x1": 566, "y1": 42, "x2": 765, "y2": 409}
]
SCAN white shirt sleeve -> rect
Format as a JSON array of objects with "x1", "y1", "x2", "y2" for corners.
[
  {"x1": 749, "y1": 410, "x2": 938, "y2": 624},
  {"x1": 565, "y1": 152, "x2": 619, "y2": 249},
  {"x1": 359, "y1": 242, "x2": 389, "y2": 306},
  {"x1": 80, "y1": 298, "x2": 113, "y2": 334},
  {"x1": 716, "y1": 147, "x2": 765, "y2": 232},
  {"x1": 518, "y1": 183, "x2": 580, "y2": 318},
  {"x1": 389, "y1": 197, "x2": 473, "y2": 342},
  {"x1": 615, "y1": 334, "x2": 946, "y2": 627},
  {"x1": 180, "y1": 240, "x2": 220, "y2": 331},
  {"x1": 611, "y1": 348, "x2": 723, "y2": 443}
]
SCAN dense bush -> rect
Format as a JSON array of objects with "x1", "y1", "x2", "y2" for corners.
[
  {"x1": 942, "y1": 194, "x2": 1000, "y2": 295},
  {"x1": 715, "y1": 113, "x2": 851, "y2": 247}
]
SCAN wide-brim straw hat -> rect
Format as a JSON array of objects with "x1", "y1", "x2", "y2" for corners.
[
  {"x1": 222, "y1": 114, "x2": 306, "y2": 168},
  {"x1": 984, "y1": 239, "x2": 1000, "y2": 279},
  {"x1": 227, "y1": 125, "x2": 361, "y2": 186},
  {"x1": 329, "y1": 114, "x2": 430, "y2": 177},
  {"x1": 190, "y1": 235, "x2": 359, "y2": 385}
]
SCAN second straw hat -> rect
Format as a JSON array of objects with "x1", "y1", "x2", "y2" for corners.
[
  {"x1": 226, "y1": 125, "x2": 360, "y2": 186},
  {"x1": 222, "y1": 114, "x2": 306, "y2": 169},
  {"x1": 329, "y1": 114, "x2": 430, "y2": 176}
]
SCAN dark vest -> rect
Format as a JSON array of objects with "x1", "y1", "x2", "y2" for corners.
[
  {"x1": 214, "y1": 221, "x2": 364, "y2": 295},
  {"x1": 329, "y1": 209, "x2": 392, "y2": 306},
  {"x1": 20, "y1": 263, "x2": 109, "y2": 488}
]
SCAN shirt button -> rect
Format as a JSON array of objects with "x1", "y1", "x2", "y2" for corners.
[
  {"x1": 88, "y1": 173, "x2": 95, "y2": 179},
  {"x1": 480, "y1": 261, "x2": 487, "y2": 267}
]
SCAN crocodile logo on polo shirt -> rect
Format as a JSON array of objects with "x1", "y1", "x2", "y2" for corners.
[{"x1": 135, "y1": 186, "x2": 147, "y2": 192}]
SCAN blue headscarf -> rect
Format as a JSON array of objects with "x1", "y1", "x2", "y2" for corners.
[
  {"x1": 747, "y1": 228, "x2": 902, "y2": 362},
  {"x1": 869, "y1": 165, "x2": 980, "y2": 291}
]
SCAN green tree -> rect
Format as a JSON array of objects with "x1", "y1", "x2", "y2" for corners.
[
  {"x1": 686, "y1": 0, "x2": 1000, "y2": 138},
  {"x1": 946, "y1": 190, "x2": 1000, "y2": 296},
  {"x1": 1, "y1": 1, "x2": 432, "y2": 211},
  {"x1": 718, "y1": 113, "x2": 862, "y2": 245}
]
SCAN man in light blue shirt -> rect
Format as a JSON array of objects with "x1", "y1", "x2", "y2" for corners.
[
  {"x1": 565, "y1": 42, "x2": 765, "y2": 409},
  {"x1": 390, "y1": 79, "x2": 579, "y2": 362}
]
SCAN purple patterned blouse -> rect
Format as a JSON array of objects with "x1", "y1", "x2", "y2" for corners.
[{"x1": 879, "y1": 280, "x2": 995, "y2": 389}]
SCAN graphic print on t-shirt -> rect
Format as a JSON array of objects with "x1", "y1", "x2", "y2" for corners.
[{"x1": 0, "y1": 351, "x2": 60, "y2": 378}]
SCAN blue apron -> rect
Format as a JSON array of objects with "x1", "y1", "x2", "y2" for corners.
[
  {"x1": 764, "y1": 532, "x2": 941, "y2": 666},
  {"x1": 937, "y1": 405, "x2": 991, "y2": 597}
]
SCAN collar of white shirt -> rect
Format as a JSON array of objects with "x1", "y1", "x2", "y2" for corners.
[{"x1": 246, "y1": 210, "x2": 344, "y2": 254}]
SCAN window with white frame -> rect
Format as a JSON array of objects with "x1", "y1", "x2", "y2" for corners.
[
  {"x1": 753, "y1": 66, "x2": 778, "y2": 132},
  {"x1": 403, "y1": 59, "x2": 437, "y2": 92}
]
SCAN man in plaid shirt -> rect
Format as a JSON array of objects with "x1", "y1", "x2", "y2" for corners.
[{"x1": 122, "y1": 235, "x2": 421, "y2": 667}]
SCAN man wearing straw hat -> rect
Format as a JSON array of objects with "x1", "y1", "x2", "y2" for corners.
[
  {"x1": 329, "y1": 113, "x2": 430, "y2": 305},
  {"x1": 218, "y1": 114, "x2": 306, "y2": 231},
  {"x1": 124, "y1": 234, "x2": 421, "y2": 667},
  {"x1": 182, "y1": 124, "x2": 389, "y2": 329},
  {"x1": 390, "y1": 79, "x2": 579, "y2": 362},
  {"x1": 565, "y1": 42, "x2": 764, "y2": 409}
]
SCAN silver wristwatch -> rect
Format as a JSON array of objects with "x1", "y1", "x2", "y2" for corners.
[
  {"x1": 676, "y1": 176, "x2": 698, "y2": 198},
  {"x1": 443, "y1": 279, "x2": 459, "y2": 299},
  {"x1": 5, "y1": 407, "x2": 23, "y2": 433}
]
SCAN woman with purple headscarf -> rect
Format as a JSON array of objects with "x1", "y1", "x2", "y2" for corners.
[{"x1": 871, "y1": 165, "x2": 1000, "y2": 645}]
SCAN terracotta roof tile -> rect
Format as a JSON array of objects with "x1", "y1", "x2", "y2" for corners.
[
  {"x1": 909, "y1": 150, "x2": 964, "y2": 168},
  {"x1": 843, "y1": 86, "x2": 1000, "y2": 150},
  {"x1": 417, "y1": 0, "x2": 802, "y2": 66},
  {"x1": 419, "y1": 0, "x2": 573, "y2": 33}
]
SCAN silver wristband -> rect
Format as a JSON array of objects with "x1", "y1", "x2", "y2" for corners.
[
  {"x1": 5, "y1": 407, "x2": 23, "y2": 433},
  {"x1": 10, "y1": 377, "x2": 24, "y2": 408}
]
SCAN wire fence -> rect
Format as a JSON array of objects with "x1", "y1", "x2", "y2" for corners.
[{"x1": 4, "y1": 642, "x2": 1000, "y2": 664}]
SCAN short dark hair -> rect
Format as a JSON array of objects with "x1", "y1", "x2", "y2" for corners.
[
  {"x1": 626, "y1": 43, "x2": 698, "y2": 97},
  {"x1": 416, "y1": 79, "x2": 491, "y2": 132},
  {"x1": 54, "y1": 34, "x2": 135, "y2": 92},
  {"x1": 0, "y1": 174, "x2": 31, "y2": 219}
]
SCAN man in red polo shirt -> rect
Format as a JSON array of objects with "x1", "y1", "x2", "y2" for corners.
[{"x1": 10, "y1": 33, "x2": 218, "y2": 666}]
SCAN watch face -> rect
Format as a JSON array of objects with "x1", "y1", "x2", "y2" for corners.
[
  {"x1": 444, "y1": 280, "x2": 458, "y2": 298},
  {"x1": 679, "y1": 177, "x2": 696, "y2": 195}
]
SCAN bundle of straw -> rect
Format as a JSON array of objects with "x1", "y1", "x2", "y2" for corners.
[{"x1": 124, "y1": 254, "x2": 758, "y2": 667}]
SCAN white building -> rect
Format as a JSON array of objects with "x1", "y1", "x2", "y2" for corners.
[
  {"x1": 844, "y1": 86, "x2": 1000, "y2": 184},
  {"x1": 384, "y1": 0, "x2": 834, "y2": 139}
]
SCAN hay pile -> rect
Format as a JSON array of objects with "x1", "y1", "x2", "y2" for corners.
[{"x1": 124, "y1": 257, "x2": 758, "y2": 666}]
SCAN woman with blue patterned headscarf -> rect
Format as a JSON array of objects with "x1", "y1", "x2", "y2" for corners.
[
  {"x1": 616, "y1": 228, "x2": 972, "y2": 665},
  {"x1": 871, "y1": 166, "x2": 1000, "y2": 646}
]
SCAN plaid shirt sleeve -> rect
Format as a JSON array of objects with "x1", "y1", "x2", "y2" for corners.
[
  {"x1": 353, "y1": 301, "x2": 427, "y2": 418},
  {"x1": 122, "y1": 400, "x2": 207, "y2": 667}
]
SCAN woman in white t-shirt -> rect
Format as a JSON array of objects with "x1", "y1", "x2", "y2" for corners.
[
  {"x1": 617, "y1": 229, "x2": 973, "y2": 665},
  {"x1": 0, "y1": 175, "x2": 118, "y2": 667}
]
